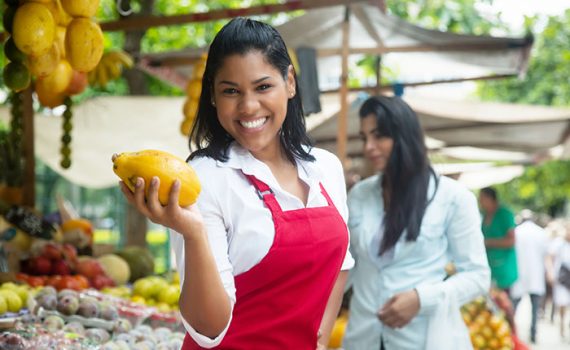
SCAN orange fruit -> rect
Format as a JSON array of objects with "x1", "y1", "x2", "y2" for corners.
[
  {"x1": 65, "y1": 18, "x2": 104, "y2": 72},
  {"x1": 61, "y1": 0, "x2": 100, "y2": 18},
  {"x1": 3, "y1": 62, "x2": 31, "y2": 91},
  {"x1": 65, "y1": 70, "x2": 88, "y2": 95},
  {"x1": 28, "y1": 44, "x2": 61, "y2": 78},
  {"x1": 35, "y1": 77, "x2": 66, "y2": 108},
  {"x1": 183, "y1": 99, "x2": 198, "y2": 120},
  {"x1": 12, "y1": 2, "x2": 55, "y2": 56}
]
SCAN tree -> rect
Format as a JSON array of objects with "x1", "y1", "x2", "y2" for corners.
[{"x1": 477, "y1": 10, "x2": 570, "y2": 217}]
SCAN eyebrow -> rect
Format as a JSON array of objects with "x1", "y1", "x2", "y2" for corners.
[
  {"x1": 218, "y1": 76, "x2": 271, "y2": 86},
  {"x1": 359, "y1": 127, "x2": 380, "y2": 136}
]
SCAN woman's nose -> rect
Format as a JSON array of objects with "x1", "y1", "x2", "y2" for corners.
[{"x1": 238, "y1": 92, "x2": 260, "y2": 115}]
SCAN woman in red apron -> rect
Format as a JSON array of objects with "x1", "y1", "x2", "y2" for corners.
[{"x1": 120, "y1": 17, "x2": 353, "y2": 349}]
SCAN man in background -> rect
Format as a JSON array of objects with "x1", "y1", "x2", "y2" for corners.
[{"x1": 510, "y1": 209, "x2": 549, "y2": 344}]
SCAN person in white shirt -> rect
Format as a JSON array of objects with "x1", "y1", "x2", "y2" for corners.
[
  {"x1": 546, "y1": 222, "x2": 570, "y2": 339},
  {"x1": 344, "y1": 96, "x2": 490, "y2": 350},
  {"x1": 510, "y1": 209, "x2": 548, "y2": 344},
  {"x1": 119, "y1": 17, "x2": 353, "y2": 350}
]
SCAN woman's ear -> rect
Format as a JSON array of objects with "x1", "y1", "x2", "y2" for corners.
[{"x1": 287, "y1": 64, "x2": 296, "y2": 98}]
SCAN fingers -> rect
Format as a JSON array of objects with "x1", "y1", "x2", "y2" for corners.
[
  {"x1": 168, "y1": 179, "x2": 181, "y2": 207},
  {"x1": 146, "y1": 176, "x2": 163, "y2": 213}
]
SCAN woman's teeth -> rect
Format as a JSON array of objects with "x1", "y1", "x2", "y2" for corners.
[{"x1": 240, "y1": 117, "x2": 267, "y2": 129}]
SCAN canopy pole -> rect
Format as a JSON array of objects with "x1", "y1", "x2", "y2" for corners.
[
  {"x1": 374, "y1": 55, "x2": 382, "y2": 96},
  {"x1": 22, "y1": 87, "x2": 35, "y2": 207},
  {"x1": 337, "y1": 6, "x2": 351, "y2": 166}
]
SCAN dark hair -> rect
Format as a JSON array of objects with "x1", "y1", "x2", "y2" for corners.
[
  {"x1": 480, "y1": 187, "x2": 497, "y2": 201},
  {"x1": 359, "y1": 96, "x2": 438, "y2": 254},
  {"x1": 188, "y1": 17, "x2": 314, "y2": 163}
]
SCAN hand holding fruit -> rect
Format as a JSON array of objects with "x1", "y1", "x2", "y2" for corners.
[
  {"x1": 119, "y1": 177, "x2": 205, "y2": 241},
  {"x1": 377, "y1": 289, "x2": 420, "y2": 328}
]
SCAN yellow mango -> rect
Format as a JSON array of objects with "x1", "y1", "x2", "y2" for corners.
[{"x1": 112, "y1": 150, "x2": 201, "y2": 207}]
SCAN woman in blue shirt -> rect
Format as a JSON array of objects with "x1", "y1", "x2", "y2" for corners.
[{"x1": 343, "y1": 96, "x2": 491, "y2": 350}]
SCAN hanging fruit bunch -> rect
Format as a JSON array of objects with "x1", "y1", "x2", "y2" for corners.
[
  {"x1": 181, "y1": 53, "x2": 207, "y2": 136},
  {"x1": 87, "y1": 49, "x2": 134, "y2": 88}
]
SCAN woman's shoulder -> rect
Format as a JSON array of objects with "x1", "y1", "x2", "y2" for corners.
[
  {"x1": 308, "y1": 147, "x2": 343, "y2": 169},
  {"x1": 434, "y1": 175, "x2": 476, "y2": 204},
  {"x1": 349, "y1": 174, "x2": 381, "y2": 198}
]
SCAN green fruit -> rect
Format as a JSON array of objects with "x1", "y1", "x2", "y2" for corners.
[
  {"x1": 3, "y1": 62, "x2": 31, "y2": 92},
  {"x1": 60, "y1": 158, "x2": 71, "y2": 169},
  {"x1": 61, "y1": 145, "x2": 71, "y2": 156},
  {"x1": 2, "y1": 6, "x2": 16, "y2": 34},
  {"x1": 61, "y1": 133, "x2": 71, "y2": 144},
  {"x1": 4, "y1": 37, "x2": 26, "y2": 63}
]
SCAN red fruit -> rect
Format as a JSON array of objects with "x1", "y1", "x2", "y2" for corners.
[
  {"x1": 43, "y1": 243, "x2": 63, "y2": 260},
  {"x1": 73, "y1": 275, "x2": 89, "y2": 290},
  {"x1": 51, "y1": 259, "x2": 72, "y2": 275},
  {"x1": 61, "y1": 244, "x2": 78, "y2": 268},
  {"x1": 65, "y1": 70, "x2": 88, "y2": 95},
  {"x1": 90, "y1": 274, "x2": 115, "y2": 290},
  {"x1": 76, "y1": 258, "x2": 104, "y2": 280},
  {"x1": 30, "y1": 256, "x2": 53, "y2": 275},
  {"x1": 27, "y1": 276, "x2": 45, "y2": 287}
]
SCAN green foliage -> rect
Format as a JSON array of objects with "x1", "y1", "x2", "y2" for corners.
[
  {"x1": 478, "y1": 10, "x2": 570, "y2": 106},
  {"x1": 494, "y1": 160, "x2": 570, "y2": 217}
]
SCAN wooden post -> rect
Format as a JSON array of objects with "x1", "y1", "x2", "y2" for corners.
[
  {"x1": 22, "y1": 88, "x2": 35, "y2": 208},
  {"x1": 374, "y1": 55, "x2": 382, "y2": 96},
  {"x1": 337, "y1": 6, "x2": 351, "y2": 166}
]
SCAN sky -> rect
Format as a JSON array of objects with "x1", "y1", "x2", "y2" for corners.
[{"x1": 485, "y1": 0, "x2": 568, "y2": 32}]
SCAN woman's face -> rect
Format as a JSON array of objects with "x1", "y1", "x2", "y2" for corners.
[
  {"x1": 478, "y1": 193, "x2": 495, "y2": 213},
  {"x1": 212, "y1": 51, "x2": 295, "y2": 157},
  {"x1": 359, "y1": 114, "x2": 394, "y2": 172}
]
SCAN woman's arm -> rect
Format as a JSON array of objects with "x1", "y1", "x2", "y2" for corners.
[
  {"x1": 121, "y1": 177, "x2": 232, "y2": 341},
  {"x1": 318, "y1": 271, "x2": 348, "y2": 347},
  {"x1": 180, "y1": 232, "x2": 232, "y2": 337},
  {"x1": 415, "y1": 187, "x2": 491, "y2": 312}
]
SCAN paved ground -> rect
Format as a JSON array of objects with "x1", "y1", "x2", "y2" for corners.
[{"x1": 514, "y1": 296, "x2": 570, "y2": 350}]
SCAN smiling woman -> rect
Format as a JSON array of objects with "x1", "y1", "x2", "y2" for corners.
[{"x1": 118, "y1": 17, "x2": 354, "y2": 350}]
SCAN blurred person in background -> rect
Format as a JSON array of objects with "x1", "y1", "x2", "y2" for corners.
[
  {"x1": 510, "y1": 209, "x2": 549, "y2": 344},
  {"x1": 479, "y1": 187, "x2": 518, "y2": 294},
  {"x1": 546, "y1": 221, "x2": 570, "y2": 339},
  {"x1": 343, "y1": 96, "x2": 490, "y2": 350}
]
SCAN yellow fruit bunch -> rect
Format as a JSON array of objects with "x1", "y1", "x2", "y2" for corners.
[
  {"x1": 461, "y1": 296, "x2": 513, "y2": 350},
  {"x1": 131, "y1": 276, "x2": 181, "y2": 313},
  {"x1": 180, "y1": 53, "x2": 208, "y2": 136},
  {"x1": 0, "y1": 282, "x2": 31, "y2": 315},
  {"x1": 2, "y1": 0, "x2": 103, "y2": 107},
  {"x1": 88, "y1": 50, "x2": 134, "y2": 88}
]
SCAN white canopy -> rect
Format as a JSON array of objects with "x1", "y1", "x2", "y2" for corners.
[{"x1": 142, "y1": 3, "x2": 532, "y2": 89}]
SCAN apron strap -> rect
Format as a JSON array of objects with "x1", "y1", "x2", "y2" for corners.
[
  {"x1": 243, "y1": 174, "x2": 283, "y2": 214},
  {"x1": 319, "y1": 183, "x2": 335, "y2": 207}
]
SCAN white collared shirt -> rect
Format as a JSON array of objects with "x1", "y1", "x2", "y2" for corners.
[{"x1": 170, "y1": 142, "x2": 354, "y2": 348}]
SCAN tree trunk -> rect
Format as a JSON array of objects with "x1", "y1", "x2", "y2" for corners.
[{"x1": 122, "y1": 0, "x2": 155, "y2": 247}]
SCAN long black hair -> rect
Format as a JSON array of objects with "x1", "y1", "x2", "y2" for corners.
[
  {"x1": 359, "y1": 96, "x2": 438, "y2": 254},
  {"x1": 188, "y1": 17, "x2": 314, "y2": 163}
]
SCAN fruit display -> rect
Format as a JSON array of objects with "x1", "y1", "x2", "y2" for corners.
[
  {"x1": 461, "y1": 296, "x2": 514, "y2": 350},
  {"x1": 0, "y1": 282, "x2": 32, "y2": 316},
  {"x1": 181, "y1": 53, "x2": 207, "y2": 136},
  {"x1": 116, "y1": 246, "x2": 156, "y2": 283},
  {"x1": 87, "y1": 50, "x2": 134, "y2": 88},
  {"x1": 328, "y1": 311, "x2": 348, "y2": 349},
  {"x1": 112, "y1": 150, "x2": 201, "y2": 207}
]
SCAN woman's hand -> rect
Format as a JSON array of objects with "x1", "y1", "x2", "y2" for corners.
[
  {"x1": 119, "y1": 176, "x2": 205, "y2": 241},
  {"x1": 377, "y1": 289, "x2": 420, "y2": 329}
]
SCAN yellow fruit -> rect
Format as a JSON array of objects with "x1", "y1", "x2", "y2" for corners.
[
  {"x1": 112, "y1": 150, "x2": 201, "y2": 207},
  {"x1": 158, "y1": 285, "x2": 180, "y2": 306},
  {"x1": 186, "y1": 78, "x2": 202, "y2": 99},
  {"x1": 14, "y1": 286, "x2": 29, "y2": 306},
  {"x1": 180, "y1": 119, "x2": 193, "y2": 136},
  {"x1": 13, "y1": 3, "x2": 56, "y2": 56},
  {"x1": 41, "y1": 59, "x2": 73, "y2": 93},
  {"x1": 156, "y1": 302, "x2": 171, "y2": 313},
  {"x1": 61, "y1": 0, "x2": 100, "y2": 18},
  {"x1": 0, "y1": 290, "x2": 22, "y2": 313},
  {"x1": 183, "y1": 99, "x2": 198, "y2": 121},
  {"x1": 328, "y1": 316, "x2": 348, "y2": 348},
  {"x1": 55, "y1": 26, "x2": 67, "y2": 58},
  {"x1": 3, "y1": 62, "x2": 31, "y2": 91},
  {"x1": 192, "y1": 61, "x2": 206, "y2": 80},
  {"x1": 133, "y1": 279, "x2": 154, "y2": 299},
  {"x1": 130, "y1": 295, "x2": 146, "y2": 305},
  {"x1": 97, "y1": 254, "x2": 131, "y2": 286},
  {"x1": 29, "y1": 44, "x2": 61, "y2": 78},
  {"x1": 35, "y1": 77, "x2": 66, "y2": 108},
  {"x1": 0, "y1": 296, "x2": 7, "y2": 315},
  {"x1": 65, "y1": 18, "x2": 104, "y2": 72},
  {"x1": 1, "y1": 283, "x2": 18, "y2": 291}
]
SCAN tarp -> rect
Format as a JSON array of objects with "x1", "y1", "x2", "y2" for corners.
[
  {"x1": 142, "y1": 3, "x2": 532, "y2": 90},
  {"x1": 309, "y1": 93, "x2": 570, "y2": 159}
]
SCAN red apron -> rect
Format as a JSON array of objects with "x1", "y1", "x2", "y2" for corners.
[{"x1": 182, "y1": 174, "x2": 348, "y2": 349}]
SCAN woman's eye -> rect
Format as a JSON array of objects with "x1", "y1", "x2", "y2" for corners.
[
  {"x1": 223, "y1": 88, "x2": 238, "y2": 95},
  {"x1": 257, "y1": 84, "x2": 272, "y2": 91}
]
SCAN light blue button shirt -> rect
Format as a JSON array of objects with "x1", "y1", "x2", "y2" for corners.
[{"x1": 343, "y1": 174, "x2": 490, "y2": 350}]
